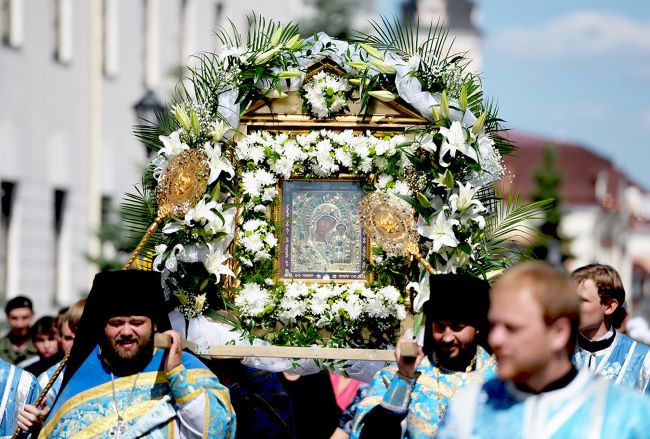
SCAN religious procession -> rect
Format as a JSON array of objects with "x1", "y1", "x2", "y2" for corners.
[{"x1": 2, "y1": 2, "x2": 650, "y2": 438}]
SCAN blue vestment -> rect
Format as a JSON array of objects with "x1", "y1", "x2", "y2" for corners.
[
  {"x1": 37, "y1": 361, "x2": 64, "y2": 408},
  {"x1": 39, "y1": 346, "x2": 235, "y2": 438},
  {"x1": 573, "y1": 332, "x2": 650, "y2": 394},
  {"x1": 436, "y1": 369, "x2": 650, "y2": 439},
  {"x1": 351, "y1": 347, "x2": 496, "y2": 439},
  {"x1": 0, "y1": 358, "x2": 41, "y2": 437}
]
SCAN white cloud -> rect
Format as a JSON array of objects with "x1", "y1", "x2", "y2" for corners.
[{"x1": 489, "y1": 11, "x2": 650, "y2": 59}]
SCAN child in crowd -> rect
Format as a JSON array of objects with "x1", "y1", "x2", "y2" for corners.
[{"x1": 20, "y1": 316, "x2": 63, "y2": 376}]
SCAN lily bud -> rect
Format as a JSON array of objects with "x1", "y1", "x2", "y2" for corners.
[
  {"x1": 368, "y1": 90, "x2": 396, "y2": 102},
  {"x1": 277, "y1": 70, "x2": 301, "y2": 79},
  {"x1": 439, "y1": 90, "x2": 450, "y2": 120},
  {"x1": 190, "y1": 111, "x2": 201, "y2": 136},
  {"x1": 471, "y1": 110, "x2": 487, "y2": 136},
  {"x1": 459, "y1": 85, "x2": 468, "y2": 113},
  {"x1": 417, "y1": 192, "x2": 431, "y2": 208},
  {"x1": 263, "y1": 89, "x2": 288, "y2": 99},
  {"x1": 284, "y1": 34, "x2": 300, "y2": 49},
  {"x1": 369, "y1": 59, "x2": 397, "y2": 75},
  {"x1": 173, "y1": 105, "x2": 191, "y2": 132},
  {"x1": 360, "y1": 43, "x2": 382, "y2": 59},
  {"x1": 194, "y1": 294, "x2": 207, "y2": 313},
  {"x1": 486, "y1": 268, "x2": 504, "y2": 281},
  {"x1": 348, "y1": 61, "x2": 369, "y2": 71},
  {"x1": 254, "y1": 45, "x2": 281, "y2": 65},
  {"x1": 431, "y1": 106, "x2": 440, "y2": 123},
  {"x1": 288, "y1": 37, "x2": 304, "y2": 50},
  {"x1": 441, "y1": 169, "x2": 455, "y2": 189},
  {"x1": 270, "y1": 26, "x2": 283, "y2": 46},
  {"x1": 349, "y1": 78, "x2": 370, "y2": 87}
]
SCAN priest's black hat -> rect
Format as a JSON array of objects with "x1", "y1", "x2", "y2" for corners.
[
  {"x1": 422, "y1": 273, "x2": 490, "y2": 354},
  {"x1": 59, "y1": 270, "x2": 172, "y2": 391}
]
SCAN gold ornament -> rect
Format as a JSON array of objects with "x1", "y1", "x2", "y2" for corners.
[
  {"x1": 358, "y1": 192, "x2": 435, "y2": 275},
  {"x1": 123, "y1": 148, "x2": 210, "y2": 269}
]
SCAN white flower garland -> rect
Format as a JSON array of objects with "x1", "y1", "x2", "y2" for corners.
[{"x1": 301, "y1": 71, "x2": 351, "y2": 118}]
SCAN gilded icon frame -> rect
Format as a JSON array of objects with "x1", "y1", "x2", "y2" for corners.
[{"x1": 273, "y1": 177, "x2": 372, "y2": 284}]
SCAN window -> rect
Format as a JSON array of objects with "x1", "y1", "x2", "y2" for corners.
[
  {"x1": 54, "y1": 0, "x2": 73, "y2": 63},
  {"x1": 2, "y1": 0, "x2": 24, "y2": 48},
  {"x1": 52, "y1": 188, "x2": 67, "y2": 305},
  {"x1": 0, "y1": 181, "x2": 16, "y2": 301}
]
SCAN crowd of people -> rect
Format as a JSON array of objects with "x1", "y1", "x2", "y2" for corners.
[{"x1": 0, "y1": 262, "x2": 649, "y2": 438}]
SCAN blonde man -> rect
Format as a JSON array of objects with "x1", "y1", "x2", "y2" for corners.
[{"x1": 436, "y1": 262, "x2": 650, "y2": 439}]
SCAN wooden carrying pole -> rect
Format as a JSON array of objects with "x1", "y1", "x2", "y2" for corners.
[{"x1": 153, "y1": 333, "x2": 417, "y2": 361}]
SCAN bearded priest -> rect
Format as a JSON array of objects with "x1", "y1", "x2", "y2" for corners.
[
  {"x1": 30, "y1": 270, "x2": 235, "y2": 438},
  {"x1": 350, "y1": 273, "x2": 496, "y2": 439}
]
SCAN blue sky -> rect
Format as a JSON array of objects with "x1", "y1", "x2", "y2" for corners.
[{"x1": 471, "y1": 0, "x2": 650, "y2": 188}]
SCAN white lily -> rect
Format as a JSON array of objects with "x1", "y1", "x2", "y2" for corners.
[
  {"x1": 153, "y1": 243, "x2": 185, "y2": 273},
  {"x1": 211, "y1": 120, "x2": 227, "y2": 143},
  {"x1": 220, "y1": 45, "x2": 248, "y2": 64},
  {"x1": 158, "y1": 129, "x2": 189, "y2": 158},
  {"x1": 193, "y1": 293, "x2": 208, "y2": 314},
  {"x1": 409, "y1": 273, "x2": 430, "y2": 313},
  {"x1": 203, "y1": 142, "x2": 235, "y2": 184},
  {"x1": 438, "y1": 121, "x2": 478, "y2": 167},
  {"x1": 254, "y1": 45, "x2": 282, "y2": 65},
  {"x1": 184, "y1": 197, "x2": 222, "y2": 232},
  {"x1": 162, "y1": 220, "x2": 184, "y2": 234},
  {"x1": 449, "y1": 181, "x2": 482, "y2": 213},
  {"x1": 203, "y1": 242, "x2": 235, "y2": 284},
  {"x1": 416, "y1": 132, "x2": 437, "y2": 154},
  {"x1": 417, "y1": 211, "x2": 460, "y2": 253}
]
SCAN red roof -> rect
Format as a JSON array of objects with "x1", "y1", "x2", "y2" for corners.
[{"x1": 502, "y1": 132, "x2": 631, "y2": 209}]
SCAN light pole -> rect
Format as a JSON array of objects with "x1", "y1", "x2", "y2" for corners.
[{"x1": 133, "y1": 89, "x2": 165, "y2": 157}]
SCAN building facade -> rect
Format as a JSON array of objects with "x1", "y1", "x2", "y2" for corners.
[{"x1": 504, "y1": 133, "x2": 650, "y2": 321}]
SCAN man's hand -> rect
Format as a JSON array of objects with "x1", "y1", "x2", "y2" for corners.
[
  {"x1": 395, "y1": 339, "x2": 424, "y2": 380},
  {"x1": 16, "y1": 403, "x2": 50, "y2": 431},
  {"x1": 162, "y1": 330, "x2": 183, "y2": 373}
]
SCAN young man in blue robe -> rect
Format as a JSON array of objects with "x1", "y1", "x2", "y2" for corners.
[
  {"x1": 17, "y1": 270, "x2": 236, "y2": 438},
  {"x1": 0, "y1": 358, "x2": 40, "y2": 436},
  {"x1": 350, "y1": 274, "x2": 496, "y2": 439},
  {"x1": 436, "y1": 263, "x2": 650, "y2": 439},
  {"x1": 571, "y1": 264, "x2": 650, "y2": 393}
]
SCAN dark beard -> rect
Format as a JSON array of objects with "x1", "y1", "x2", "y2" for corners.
[
  {"x1": 100, "y1": 332, "x2": 154, "y2": 376},
  {"x1": 432, "y1": 344, "x2": 478, "y2": 372}
]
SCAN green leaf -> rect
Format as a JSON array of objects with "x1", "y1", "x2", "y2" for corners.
[
  {"x1": 412, "y1": 312, "x2": 424, "y2": 337},
  {"x1": 476, "y1": 187, "x2": 554, "y2": 272},
  {"x1": 458, "y1": 242, "x2": 472, "y2": 255}
]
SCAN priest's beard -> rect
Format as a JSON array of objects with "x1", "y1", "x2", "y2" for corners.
[{"x1": 100, "y1": 329, "x2": 154, "y2": 376}]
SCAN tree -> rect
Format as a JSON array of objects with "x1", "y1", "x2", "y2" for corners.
[
  {"x1": 528, "y1": 145, "x2": 571, "y2": 266},
  {"x1": 299, "y1": 0, "x2": 363, "y2": 39}
]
